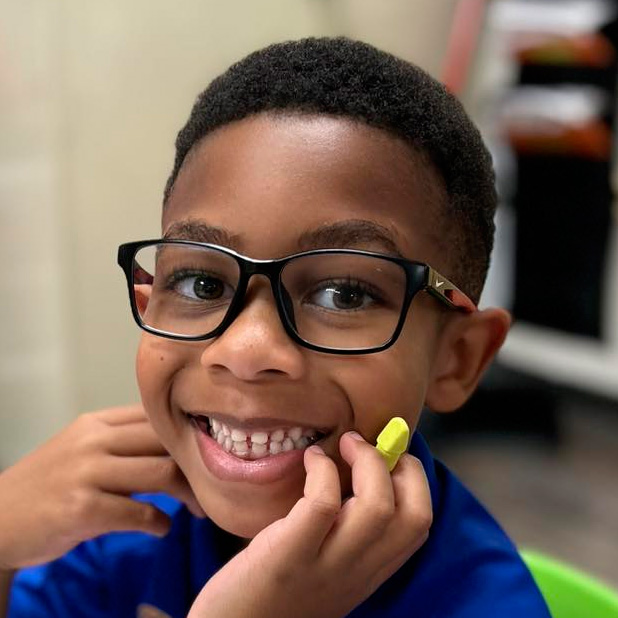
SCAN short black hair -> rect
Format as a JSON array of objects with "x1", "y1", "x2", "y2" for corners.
[{"x1": 165, "y1": 37, "x2": 496, "y2": 302}]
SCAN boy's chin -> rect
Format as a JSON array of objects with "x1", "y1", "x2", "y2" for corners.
[
  {"x1": 196, "y1": 491, "x2": 300, "y2": 539},
  {"x1": 209, "y1": 506, "x2": 286, "y2": 539},
  {"x1": 213, "y1": 514, "x2": 271, "y2": 539}
]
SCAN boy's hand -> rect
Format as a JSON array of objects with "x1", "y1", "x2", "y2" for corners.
[
  {"x1": 0, "y1": 405, "x2": 204, "y2": 570},
  {"x1": 188, "y1": 431, "x2": 432, "y2": 618}
]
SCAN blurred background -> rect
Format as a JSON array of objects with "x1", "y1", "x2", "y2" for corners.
[{"x1": 1, "y1": 0, "x2": 616, "y2": 588}]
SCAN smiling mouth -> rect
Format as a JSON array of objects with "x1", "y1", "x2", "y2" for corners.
[{"x1": 187, "y1": 414, "x2": 327, "y2": 460}]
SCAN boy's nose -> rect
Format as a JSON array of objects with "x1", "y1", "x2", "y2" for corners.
[{"x1": 199, "y1": 281, "x2": 305, "y2": 382}]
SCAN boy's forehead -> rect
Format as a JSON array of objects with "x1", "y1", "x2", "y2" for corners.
[{"x1": 162, "y1": 114, "x2": 447, "y2": 262}]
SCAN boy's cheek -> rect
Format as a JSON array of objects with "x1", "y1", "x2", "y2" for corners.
[
  {"x1": 135, "y1": 337, "x2": 163, "y2": 402},
  {"x1": 330, "y1": 348, "x2": 429, "y2": 441},
  {"x1": 135, "y1": 336, "x2": 187, "y2": 413},
  {"x1": 331, "y1": 354, "x2": 427, "y2": 500}
]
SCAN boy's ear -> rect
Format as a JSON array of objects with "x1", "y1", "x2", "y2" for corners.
[
  {"x1": 134, "y1": 284, "x2": 152, "y2": 317},
  {"x1": 424, "y1": 308, "x2": 511, "y2": 413}
]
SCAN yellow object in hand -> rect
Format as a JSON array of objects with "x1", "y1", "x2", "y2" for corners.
[{"x1": 375, "y1": 417, "x2": 410, "y2": 472}]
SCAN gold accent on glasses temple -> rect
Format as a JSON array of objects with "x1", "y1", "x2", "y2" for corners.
[{"x1": 426, "y1": 267, "x2": 476, "y2": 313}]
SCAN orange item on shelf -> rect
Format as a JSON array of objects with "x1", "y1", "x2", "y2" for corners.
[
  {"x1": 513, "y1": 33, "x2": 615, "y2": 68},
  {"x1": 505, "y1": 119, "x2": 612, "y2": 159}
]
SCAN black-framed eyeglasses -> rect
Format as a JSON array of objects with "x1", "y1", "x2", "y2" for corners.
[{"x1": 117, "y1": 240, "x2": 476, "y2": 355}]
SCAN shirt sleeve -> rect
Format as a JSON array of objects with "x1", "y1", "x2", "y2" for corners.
[{"x1": 7, "y1": 539, "x2": 109, "y2": 618}]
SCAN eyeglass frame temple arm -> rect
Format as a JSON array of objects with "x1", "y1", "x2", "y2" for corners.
[{"x1": 425, "y1": 267, "x2": 477, "y2": 313}]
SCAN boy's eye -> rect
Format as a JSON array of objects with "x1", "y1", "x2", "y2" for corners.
[
  {"x1": 165, "y1": 270, "x2": 234, "y2": 303},
  {"x1": 180, "y1": 275, "x2": 224, "y2": 300},
  {"x1": 306, "y1": 280, "x2": 378, "y2": 311}
]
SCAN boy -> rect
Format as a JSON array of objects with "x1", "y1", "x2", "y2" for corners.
[{"x1": 0, "y1": 38, "x2": 551, "y2": 617}]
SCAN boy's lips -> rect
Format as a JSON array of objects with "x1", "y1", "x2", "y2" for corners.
[{"x1": 184, "y1": 410, "x2": 334, "y2": 484}]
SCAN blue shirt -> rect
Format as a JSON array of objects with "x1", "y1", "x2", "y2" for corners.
[{"x1": 8, "y1": 433, "x2": 551, "y2": 617}]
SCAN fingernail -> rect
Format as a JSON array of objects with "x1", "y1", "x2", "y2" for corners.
[
  {"x1": 347, "y1": 431, "x2": 365, "y2": 441},
  {"x1": 307, "y1": 444, "x2": 325, "y2": 455}
]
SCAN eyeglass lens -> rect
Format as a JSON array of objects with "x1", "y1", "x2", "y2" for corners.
[{"x1": 131, "y1": 244, "x2": 407, "y2": 350}]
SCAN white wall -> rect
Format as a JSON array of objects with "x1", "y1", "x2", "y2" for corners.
[
  {"x1": 0, "y1": 0, "x2": 74, "y2": 467},
  {"x1": 0, "y1": 0, "x2": 458, "y2": 466}
]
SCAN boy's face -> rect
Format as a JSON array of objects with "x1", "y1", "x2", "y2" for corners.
[{"x1": 136, "y1": 113, "x2": 450, "y2": 537}]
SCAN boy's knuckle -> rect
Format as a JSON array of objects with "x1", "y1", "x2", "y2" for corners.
[
  {"x1": 402, "y1": 504, "x2": 433, "y2": 534},
  {"x1": 406, "y1": 528, "x2": 430, "y2": 555},
  {"x1": 419, "y1": 528, "x2": 431, "y2": 546},
  {"x1": 417, "y1": 504, "x2": 433, "y2": 531},
  {"x1": 78, "y1": 432, "x2": 105, "y2": 455},
  {"x1": 307, "y1": 495, "x2": 339, "y2": 519},
  {"x1": 72, "y1": 416, "x2": 107, "y2": 452},
  {"x1": 66, "y1": 488, "x2": 97, "y2": 521},
  {"x1": 73, "y1": 412, "x2": 90, "y2": 426},
  {"x1": 368, "y1": 500, "x2": 395, "y2": 527},
  {"x1": 420, "y1": 510, "x2": 433, "y2": 532},
  {"x1": 69, "y1": 416, "x2": 89, "y2": 442},
  {"x1": 74, "y1": 412, "x2": 99, "y2": 432},
  {"x1": 400, "y1": 454, "x2": 423, "y2": 473},
  {"x1": 72, "y1": 454, "x2": 100, "y2": 483}
]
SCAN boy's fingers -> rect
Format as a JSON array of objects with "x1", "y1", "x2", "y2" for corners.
[
  {"x1": 95, "y1": 404, "x2": 148, "y2": 426},
  {"x1": 88, "y1": 494, "x2": 171, "y2": 537},
  {"x1": 324, "y1": 432, "x2": 395, "y2": 555},
  {"x1": 339, "y1": 432, "x2": 394, "y2": 507},
  {"x1": 320, "y1": 445, "x2": 431, "y2": 585},
  {"x1": 389, "y1": 454, "x2": 432, "y2": 545},
  {"x1": 282, "y1": 446, "x2": 341, "y2": 556},
  {"x1": 94, "y1": 456, "x2": 202, "y2": 513},
  {"x1": 106, "y1": 422, "x2": 168, "y2": 457},
  {"x1": 93, "y1": 456, "x2": 180, "y2": 494},
  {"x1": 365, "y1": 454, "x2": 432, "y2": 575}
]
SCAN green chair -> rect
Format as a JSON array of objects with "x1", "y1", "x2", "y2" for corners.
[{"x1": 521, "y1": 549, "x2": 618, "y2": 618}]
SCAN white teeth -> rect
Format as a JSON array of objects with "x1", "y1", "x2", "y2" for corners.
[
  {"x1": 251, "y1": 431, "x2": 269, "y2": 445},
  {"x1": 271, "y1": 429, "x2": 285, "y2": 442},
  {"x1": 204, "y1": 417, "x2": 320, "y2": 460},
  {"x1": 252, "y1": 443, "x2": 268, "y2": 456},
  {"x1": 233, "y1": 440, "x2": 248, "y2": 455},
  {"x1": 231, "y1": 428, "x2": 247, "y2": 442},
  {"x1": 288, "y1": 427, "x2": 302, "y2": 441}
]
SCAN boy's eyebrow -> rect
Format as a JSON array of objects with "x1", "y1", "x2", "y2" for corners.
[
  {"x1": 163, "y1": 218, "x2": 404, "y2": 256},
  {"x1": 163, "y1": 220, "x2": 242, "y2": 249},
  {"x1": 297, "y1": 220, "x2": 404, "y2": 257}
]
